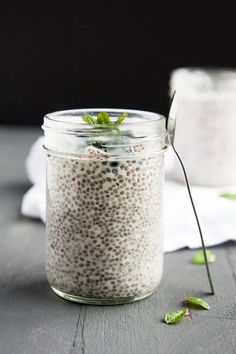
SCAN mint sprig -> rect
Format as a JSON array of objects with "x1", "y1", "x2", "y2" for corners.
[
  {"x1": 82, "y1": 111, "x2": 128, "y2": 152},
  {"x1": 164, "y1": 297, "x2": 210, "y2": 325},
  {"x1": 192, "y1": 249, "x2": 216, "y2": 265},
  {"x1": 82, "y1": 111, "x2": 127, "y2": 126},
  {"x1": 183, "y1": 297, "x2": 210, "y2": 310},
  {"x1": 220, "y1": 193, "x2": 236, "y2": 200}
]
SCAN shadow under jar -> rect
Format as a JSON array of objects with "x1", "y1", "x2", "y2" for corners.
[{"x1": 42, "y1": 109, "x2": 167, "y2": 305}]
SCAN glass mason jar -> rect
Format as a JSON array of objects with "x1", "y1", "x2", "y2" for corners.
[
  {"x1": 42, "y1": 109, "x2": 167, "y2": 305},
  {"x1": 170, "y1": 67, "x2": 236, "y2": 186}
]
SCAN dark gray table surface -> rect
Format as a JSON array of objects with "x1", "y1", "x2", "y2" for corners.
[{"x1": 0, "y1": 126, "x2": 236, "y2": 354}]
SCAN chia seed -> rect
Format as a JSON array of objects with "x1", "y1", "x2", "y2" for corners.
[{"x1": 46, "y1": 146, "x2": 164, "y2": 299}]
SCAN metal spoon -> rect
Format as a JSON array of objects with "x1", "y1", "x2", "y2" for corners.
[{"x1": 166, "y1": 91, "x2": 215, "y2": 295}]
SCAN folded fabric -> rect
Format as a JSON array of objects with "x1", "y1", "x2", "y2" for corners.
[
  {"x1": 21, "y1": 137, "x2": 46, "y2": 222},
  {"x1": 21, "y1": 137, "x2": 236, "y2": 252}
]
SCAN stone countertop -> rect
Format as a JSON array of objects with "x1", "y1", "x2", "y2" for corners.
[{"x1": 0, "y1": 126, "x2": 236, "y2": 354}]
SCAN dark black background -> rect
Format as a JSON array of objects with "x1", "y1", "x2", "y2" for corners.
[{"x1": 1, "y1": 0, "x2": 236, "y2": 125}]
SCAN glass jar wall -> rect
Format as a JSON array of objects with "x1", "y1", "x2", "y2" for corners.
[
  {"x1": 43, "y1": 109, "x2": 167, "y2": 304},
  {"x1": 170, "y1": 68, "x2": 236, "y2": 186}
]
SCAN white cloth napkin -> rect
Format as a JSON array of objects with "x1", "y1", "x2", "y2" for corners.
[{"x1": 21, "y1": 137, "x2": 236, "y2": 252}]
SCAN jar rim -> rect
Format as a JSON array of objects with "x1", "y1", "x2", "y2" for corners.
[
  {"x1": 42, "y1": 108, "x2": 167, "y2": 156},
  {"x1": 171, "y1": 66, "x2": 236, "y2": 76},
  {"x1": 43, "y1": 108, "x2": 165, "y2": 131},
  {"x1": 170, "y1": 67, "x2": 236, "y2": 96}
]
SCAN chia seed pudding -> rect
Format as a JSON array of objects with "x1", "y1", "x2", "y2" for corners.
[{"x1": 43, "y1": 109, "x2": 167, "y2": 304}]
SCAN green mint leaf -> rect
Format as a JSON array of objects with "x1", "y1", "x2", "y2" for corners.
[
  {"x1": 114, "y1": 112, "x2": 128, "y2": 125},
  {"x1": 192, "y1": 249, "x2": 216, "y2": 265},
  {"x1": 82, "y1": 115, "x2": 96, "y2": 125},
  {"x1": 82, "y1": 111, "x2": 127, "y2": 126},
  {"x1": 164, "y1": 309, "x2": 185, "y2": 324},
  {"x1": 97, "y1": 112, "x2": 111, "y2": 124},
  {"x1": 183, "y1": 297, "x2": 210, "y2": 310},
  {"x1": 220, "y1": 193, "x2": 236, "y2": 200}
]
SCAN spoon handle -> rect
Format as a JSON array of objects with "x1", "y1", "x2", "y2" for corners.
[{"x1": 171, "y1": 142, "x2": 215, "y2": 295}]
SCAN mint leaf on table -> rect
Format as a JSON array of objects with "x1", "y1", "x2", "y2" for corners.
[
  {"x1": 192, "y1": 249, "x2": 216, "y2": 265},
  {"x1": 220, "y1": 193, "x2": 236, "y2": 200},
  {"x1": 164, "y1": 309, "x2": 186, "y2": 324},
  {"x1": 114, "y1": 112, "x2": 128, "y2": 125},
  {"x1": 183, "y1": 297, "x2": 210, "y2": 310}
]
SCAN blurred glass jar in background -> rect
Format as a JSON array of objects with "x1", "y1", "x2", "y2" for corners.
[{"x1": 169, "y1": 68, "x2": 236, "y2": 186}]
